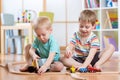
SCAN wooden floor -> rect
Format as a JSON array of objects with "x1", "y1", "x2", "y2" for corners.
[{"x1": 0, "y1": 54, "x2": 120, "y2": 80}]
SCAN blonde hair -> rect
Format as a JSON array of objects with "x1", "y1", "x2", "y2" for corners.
[
  {"x1": 79, "y1": 10, "x2": 96, "y2": 26},
  {"x1": 34, "y1": 16, "x2": 52, "y2": 31}
]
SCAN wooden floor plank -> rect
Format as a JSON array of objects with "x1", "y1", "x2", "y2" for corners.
[{"x1": 0, "y1": 54, "x2": 120, "y2": 80}]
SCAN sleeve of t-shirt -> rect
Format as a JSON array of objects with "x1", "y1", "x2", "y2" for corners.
[
  {"x1": 90, "y1": 36, "x2": 100, "y2": 49},
  {"x1": 49, "y1": 38, "x2": 60, "y2": 54},
  {"x1": 70, "y1": 32, "x2": 77, "y2": 46},
  {"x1": 32, "y1": 37, "x2": 38, "y2": 49}
]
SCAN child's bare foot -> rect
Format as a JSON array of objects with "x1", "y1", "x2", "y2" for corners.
[
  {"x1": 94, "y1": 65, "x2": 101, "y2": 70},
  {"x1": 93, "y1": 64, "x2": 101, "y2": 72},
  {"x1": 19, "y1": 64, "x2": 29, "y2": 72}
]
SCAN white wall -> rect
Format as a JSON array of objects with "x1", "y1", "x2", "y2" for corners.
[
  {"x1": 2, "y1": 0, "x2": 84, "y2": 47},
  {"x1": 3, "y1": 0, "x2": 22, "y2": 21}
]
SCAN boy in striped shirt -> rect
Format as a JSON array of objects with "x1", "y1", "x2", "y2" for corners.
[{"x1": 61, "y1": 10, "x2": 115, "y2": 71}]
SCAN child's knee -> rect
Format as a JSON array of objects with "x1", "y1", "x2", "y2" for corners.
[
  {"x1": 24, "y1": 44, "x2": 31, "y2": 57},
  {"x1": 25, "y1": 44, "x2": 31, "y2": 50},
  {"x1": 50, "y1": 62, "x2": 64, "y2": 72},
  {"x1": 60, "y1": 56, "x2": 68, "y2": 62},
  {"x1": 60, "y1": 57, "x2": 64, "y2": 62}
]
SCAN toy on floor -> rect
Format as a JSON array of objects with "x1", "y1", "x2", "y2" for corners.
[
  {"x1": 79, "y1": 66, "x2": 101, "y2": 73},
  {"x1": 79, "y1": 68, "x2": 88, "y2": 73},
  {"x1": 70, "y1": 65, "x2": 76, "y2": 73},
  {"x1": 27, "y1": 59, "x2": 39, "y2": 73},
  {"x1": 87, "y1": 66, "x2": 101, "y2": 72},
  {"x1": 27, "y1": 66, "x2": 37, "y2": 73},
  {"x1": 27, "y1": 59, "x2": 47, "y2": 73}
]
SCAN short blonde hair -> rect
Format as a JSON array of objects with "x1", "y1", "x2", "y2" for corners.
[
  {"x1": 79, "y1": 10, "x2": 96, "y2": 25},
  {"x1": 33, "y1": 16, "x2": 52, "y2": 31}
]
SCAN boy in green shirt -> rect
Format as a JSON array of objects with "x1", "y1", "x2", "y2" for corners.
[{"x1": 20, "y1": 16, "x2": 64, "y2": 74}]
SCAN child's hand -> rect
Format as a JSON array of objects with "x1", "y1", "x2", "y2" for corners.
[
  {"x1": 32, "y1": 54, "x2": 40, "y2": 61},
  {"x1": 65, "y1": 47, "x2": 72, "y2": 58},
  {"x1": 37, "y1": 66, "x2": 48, "y2": 74}
]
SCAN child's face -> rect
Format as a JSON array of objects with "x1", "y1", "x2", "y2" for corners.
[
  {"x1": 35, "y1": 28, "x2": 52, "y2": 43},
  {"x1": 79, "y1": 20, "x2": 94, "y2": 37}
]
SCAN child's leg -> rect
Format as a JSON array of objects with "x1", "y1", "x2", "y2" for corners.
[
  {"x1": 50, "y1": 61, "x2": 64, "y2": 72},
  {"x1": 20, "y1": 44, "x2": 32, "y2": 71},
  {"x1": 24, "y1": 44, "x2": 33, "y2": 65},
  {"x1": 60, "y1": 56, "x2": 82, "y2": 69},
  {"x1": 94, "y1": 44, "x2": 115, "y2": 69}
]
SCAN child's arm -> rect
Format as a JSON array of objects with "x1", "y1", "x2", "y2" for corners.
[
  {"x1": 65, "y1": 44, "x2": 75, "y2": 58},
  {"x1": 81, "y1": 48, "x2": 97, "y2": 68},
  {"x1": 65, "y1": 32, "x2": 77, "y2": 58},
  {"x1": 38, "y1": 52, "x2": 56, "y2": 74},
  {"x1": 30, "y1": 37, "x2": 40, "y2": 60},
  {"x1": 29, "y1": 47, "x2": 40, "y2": 60},
  {"x1": 81, "y1": 34, "x2": 100, "y2": 68}
]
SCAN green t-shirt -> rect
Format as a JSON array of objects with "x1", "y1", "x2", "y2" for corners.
[{"x1": 32, "y1": 35, "x2": 60, "y2": 61}]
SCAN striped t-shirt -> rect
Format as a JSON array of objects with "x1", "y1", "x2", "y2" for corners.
[{"x1": 70, "y1": 32, "x2": 100, "y2": 57}]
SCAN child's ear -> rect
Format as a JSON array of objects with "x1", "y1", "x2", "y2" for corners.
[
  {"x1": 92, "y1": 24, "x2": 96, "y2": 29},
  {"x1": 49, "y1": 27, "x2": 53, "y2": 33}
]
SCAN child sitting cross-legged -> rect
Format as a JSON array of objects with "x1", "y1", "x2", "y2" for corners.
[
  {"x1": 60, "y1": 10, "x2": 115, "y2": 72},
  {"x1": 20, "y1": 16, "x2": 64, "y2": 74}
]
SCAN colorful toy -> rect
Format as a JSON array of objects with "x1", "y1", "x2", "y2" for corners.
[
  {"x1": 17, "y1": 9, "x2": 37, "y2": 23},
  {"x1": 79, "y1": 66, "x2": 101, "y2": 73},
  {"x1": 27, "y1": 66, "x2": 37, "y2": 73},
  {"x1": 95, "y1": 20, "x2": 100, "y2": 29},
  {"x1": 87, "y1": 66, "x2": 101, "y2": 72},
  {"x1": 70, "y1": 65, "x2": 76, "y2": 73},
  {"x1": 79, "y1": 68, "x2": 88, "y2": 73},
  {"x1": 96, "y1": 20, "x2": 99, "y2": 24},
  {"x1": 22, "y1": 11, "x2": 26, "y2": 23},
  {"x1": 28, "y1": 13, "x2": 31, "y2": 23},
  {"x1": 106, "y1": 0, "x2": 113, "y2": 7},
  {"x1": 27, "y1": 60, "x2": 39, "y2": 73}
]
